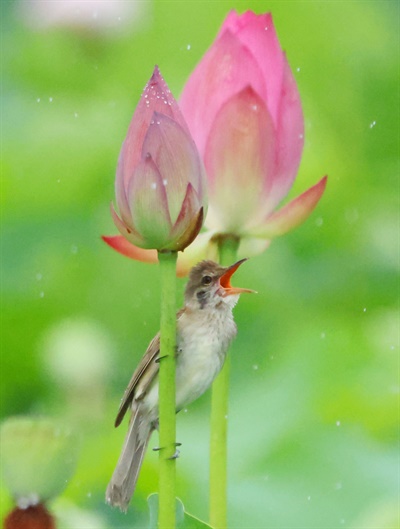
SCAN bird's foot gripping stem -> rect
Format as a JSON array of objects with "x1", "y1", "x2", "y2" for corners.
[{"x1": 152, "y1": 442, "x2": 182, "y2": 459}]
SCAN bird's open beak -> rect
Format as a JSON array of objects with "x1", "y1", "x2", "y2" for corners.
[{"x1": 219, "y1": 259, "x2": 257, "y2": 296}]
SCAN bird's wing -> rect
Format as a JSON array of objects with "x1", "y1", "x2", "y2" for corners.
[
  {"x1": 114, "y1": 333, "x2": 160, "y2": 427},
  {"x1": 114, "y1": 309, "x2": 185, "y2": 428}
]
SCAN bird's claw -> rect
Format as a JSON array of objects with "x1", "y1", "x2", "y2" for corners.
[
  {"x1": 155, "y1": 354, "x2": 169, "y2": 364},
  {"x1": 167, "y1": 448, "x2": 180, "y2": 460},
  {"x1": 152, "y1": 442, "x2": 182, "y2": 453}
]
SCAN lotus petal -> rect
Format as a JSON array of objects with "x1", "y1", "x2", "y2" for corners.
[
  {"x1": 249, "y1": 176, "x2": 327, "y2": 238},
  {"x1": 204, "y1": 87, "x2": 275, "y2": 232}
]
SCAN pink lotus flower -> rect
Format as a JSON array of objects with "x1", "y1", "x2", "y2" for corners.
[
  {"x1": 180, "y1": 11, "x2": 326, "y2": 244},
  {"x1": 105, "y1": 67, "x2": 207, "y2": 253},
  {"x1": 104, "y1": 11, "x2": 326, "y2": 274}
]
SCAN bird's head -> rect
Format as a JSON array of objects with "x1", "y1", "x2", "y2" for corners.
[{"x1": 184, "y1": 259, "x2": 255, "y2": 310}]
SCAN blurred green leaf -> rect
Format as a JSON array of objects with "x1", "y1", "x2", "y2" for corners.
[{"x1": 148, "y1": 494, "x2": 213, "y2": 529}]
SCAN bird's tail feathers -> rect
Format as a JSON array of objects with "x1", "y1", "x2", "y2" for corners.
[{"x1": 106, "y1": 407, "x2": 153, "y2": 512}]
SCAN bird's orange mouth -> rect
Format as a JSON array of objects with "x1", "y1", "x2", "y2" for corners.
[{"x1": 219, "y1": 259, "x2": 256, "y2": 296}]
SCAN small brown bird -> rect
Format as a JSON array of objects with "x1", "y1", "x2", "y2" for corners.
[{"x1": 106, "y1": 259, "x2": 254, "y2": 511}]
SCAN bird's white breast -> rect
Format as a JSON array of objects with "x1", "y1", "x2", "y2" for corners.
[
  {"x1": 175, "y1": 305, "x2": 236, "y2": 410},
  {"x1": 143, "y1": 302, "x2": 237, "y2": 416}
]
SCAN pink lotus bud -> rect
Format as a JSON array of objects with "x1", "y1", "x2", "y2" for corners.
[
  {"x1": 109, "y1": 66, "x2": 207, "y2": 252},
  {"x1": 180, "y1": 10, "x2": 326, "y2": 243}
]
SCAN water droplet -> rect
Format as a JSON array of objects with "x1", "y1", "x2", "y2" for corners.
[
  {"x1": 315, "y1": 217, "x2": 323, "y2": 227},
  {"x1": 36, "y1": 98, "x2": 41, "y2": 103},
  {"x1": 74, "y1": 112, "x2": 79, "y2": 118},
  {"x1": 369, "y1": 120, "x2": 376, "y2": 129},
  {"x1": 151, "y1": 182, "x2": 157, "y2": 190},
  {"x1": 298, "y1": 133, "x2": 304, "y2": 139},
  {"x1": 320, "y1": 332, "x2": 326, "y2": 339},
  {"x1": 270, "y1": 355, "x2": 274, "y2": 360},
  {"x1": 36, "y1": 273, "x2": 42, "y2": 281},
  {"x1": 336, "y1": 420, "x2": 341, "y2": 426},
  {"x1": 87, "y1": 491, "x2": 92, "y2": 498},
  {"x1": 71, "y1": 245, "x2": 78, "y2": 254},
  {"x1": 363, "y1": 307, "x2": 367, "y2": 313},
  {"x1": 186, "y1": 44, "x2": 191, "y2": 50},
  {"x1": 183, "y1": 408, "x2": 188, "y2": 413},
  {"x1": 296, "y1": 67, "x2": 301, "y2": 72},
  {"x1": 49, "y1": 97, "x2": 53, "y2": 103},
  {"x1": 345, "y1": 208, "x2": 359, "y2": 224},
  {"x1": 163, "y1": 179, "x2": 168, "y2": 186},
  {"x1": 39, "y1": 291, "x2": 45, "y2": 298},
  {"x1": 264, "y1": 26, "x2": 268, "y2": 30},
  {"x1": 224, "y1": 414, "x2": 228, "y2": 419},
  {"x1": 307, "y1": 496, "x2": 311, "y2": 501},
  {"x1": 57, "y1": 179, "x2": 61, "y2": 183},
  {"x1": 252, "y1": 364, "x2": 258, "y2": 370}
]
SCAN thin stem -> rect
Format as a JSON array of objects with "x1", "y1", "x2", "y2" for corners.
[
  {"x1": 158, "y1": 250, "x2": 178, "y2": 529},
  {"x1": 209, "y1": 236, "x2": 240, "y2": 529}
]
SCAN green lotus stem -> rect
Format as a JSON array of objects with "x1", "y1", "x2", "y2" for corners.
[
  {"x1": 209, "y1": 235, "x2": 240, "y2": 529},
  {"x1": 157, "y1": 250, "x2": 178, "y2": 529}
]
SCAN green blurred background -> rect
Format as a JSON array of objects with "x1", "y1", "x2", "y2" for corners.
[{"x1": 1, "y1": 0, "x2": 398, "y2": 527}]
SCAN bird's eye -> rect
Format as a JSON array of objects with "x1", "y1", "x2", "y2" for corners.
[
  {"x1": 202, "y1": 275, "x2": 213, "y2": 285},
  {"x1": 197, "y1": 290, "x2": 206, "y2": 299}
]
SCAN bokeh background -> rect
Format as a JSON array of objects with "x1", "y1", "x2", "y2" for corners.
[{"x1": 1, "y1": 0, "x2": 398, "y2": 528}]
